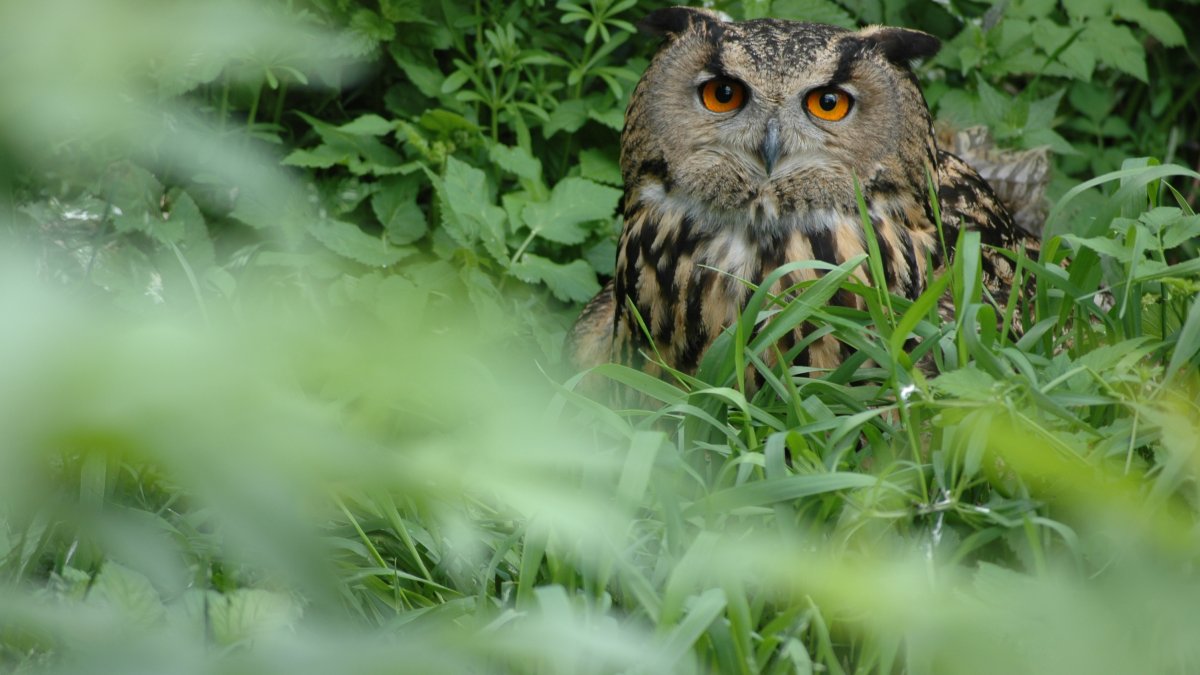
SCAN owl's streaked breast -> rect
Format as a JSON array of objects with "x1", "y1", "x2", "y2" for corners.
[{"x1": 615, "y1": 178, "x2": 931, "y2": 373}]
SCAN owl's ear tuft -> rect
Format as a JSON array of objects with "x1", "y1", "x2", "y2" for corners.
[
  {"x1": 639, "y1": 6, "x2": 728, "y2": 38},
  {"x1": 860, "y1": 26, "x2": 941, "y2": 64}
]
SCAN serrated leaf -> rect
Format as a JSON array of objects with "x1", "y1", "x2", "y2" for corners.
[
  {"x1": 338, "y1": 114, "x2": 394, "y2": 136},
  {"x1": 106, "y1": 162, "x2": 185, "y2": 244},
  {"x1": 1082, "y1": 20, "x2": 1147, "y2": 82},
  {"x1": 522, "y1": 177, "x2": 621, "y2": 244},
  {"x1": 1063, "y1": 0, "x2": 1111, "y2": 17},
  {"x1": 209, "y1": 589, "x2": 301, "y2": 646},
  {"x1": 1061, "y1": 233, "x2": 1131, "y2": 261},
  {"x1": 418, "y1": 109, "x2": 481, "y2": 136},
  {"x1": 390, "y1": 45, "x2": 443, "y2": 99},
  {"x1": 1160, "y1": 215, "x2": 1200, "y2": 250},
  {"x1": 294, "y1": 112, "x2": 406, "y2": 175},
  {"x1": 932, "y1": 366, "x2": 1000, "y2": 401},
  {"x1": 584, "y1": 237, "x2": 617, "y2": 275},
  {"x1": 1114, "y1": 1, "x2": 1185, "y2": 46},
  {"x1": 579, "y1": 148, "x2": 622, "y2": 186},
  {"x1": 770, "y1": 0, "x2": 855, "y2": 27},
  {"x1": 308, "y1": 218, "x2": 412, "y2": 267},
  {"x1": 281, "y1": 145, "x2": 346, "y2": 169},
  {"x1": 489, "y1": 144, "x2": 543, "y2": 182},
  {"x1": 372, "y1": 176, "x2": 427, "y2": 245},
  {"x1": 1022, "y1": 127, "x2": 1076, "y2": 155},
  {"x1": 87, "y1": 562, "x2": 166, "y2": 630},
  {"x1": 587, "y1": 105, "x2": 624, "y2": 131},
  {"x1": 511, "y1": 253, "x2": 601, "y2": 302},
  {"x1": 1025, "y1": 89, "x2": 1064, "y2": 132},
  {"x1": 380, "y1": 0, "x2": 436, "y2": 24},
  {"x1": 544, "y1": 98, "x2": 589, "y2": 138},
  {"x1": 167, "y1": 189, "x2": 215, "y2": 270},
  {"x1": 976, "y1": 77, "x2": 1010, "y2": 128},
  {"x1": 350, "y1": 8, "x2": 395, "y2": 42},
  {"x1": 436, "y1": 157, "x2": 508, "y2": 262}
]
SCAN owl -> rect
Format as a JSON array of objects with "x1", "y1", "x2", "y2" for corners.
[{"x1": 568, "y1": 6, "x2": 1036, "y2": 381}]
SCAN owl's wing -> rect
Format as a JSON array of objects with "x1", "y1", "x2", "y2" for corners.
[
  {"x1": 936, "y1": 149, "x2": 1040, "y2": 310},
  {"x1": 565, "y1": 278, "x2": 616, "y2": 372},
  {"x1": 944, "y1": 126, "x2": 1050, "y2": 238}
]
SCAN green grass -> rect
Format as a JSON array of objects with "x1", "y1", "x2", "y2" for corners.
[
  {"x1": 2, "y1": 0, "x2": 1200, "y2": 673},
  {"x1": 3, "y1": 164, "x2": 1198, "y2": 674}
]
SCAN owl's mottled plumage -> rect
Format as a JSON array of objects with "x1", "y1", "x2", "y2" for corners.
[{"x1": 568, "y1": 7, "x2": 1039, "y2": 379}]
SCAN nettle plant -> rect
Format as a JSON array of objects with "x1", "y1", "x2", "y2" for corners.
[{"x1": 10, "y1": 0, "x2": 1196, "y2": 359}]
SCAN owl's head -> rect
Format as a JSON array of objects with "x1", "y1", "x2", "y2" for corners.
[{"x1": 623, "y1": 6, "x2": 941, "y2": 223}]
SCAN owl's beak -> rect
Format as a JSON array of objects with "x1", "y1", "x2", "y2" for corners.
[{"x1": 760, "y1": 117, "x2": 782, "y2": 175}]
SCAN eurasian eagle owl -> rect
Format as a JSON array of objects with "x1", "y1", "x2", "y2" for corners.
[{"x1": 568, "y1": 6, "x2": 1034, "y2": 379}]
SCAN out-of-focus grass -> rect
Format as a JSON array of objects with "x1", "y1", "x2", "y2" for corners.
[{"x1": 2, "y1": 240, "x2": 1199, "y2": 674}]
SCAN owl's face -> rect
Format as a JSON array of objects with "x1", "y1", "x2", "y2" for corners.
[{"x1": 623, "y1": 8, "x2": 941, "y2": 227}]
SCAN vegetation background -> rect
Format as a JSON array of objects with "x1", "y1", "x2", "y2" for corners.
[{"x1": 1, "y1": 0, "x2": 1198, "y2": 672}]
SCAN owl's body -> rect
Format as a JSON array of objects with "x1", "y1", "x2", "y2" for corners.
[{"x1": 568, "y1": 7, "x2": 1035, "y2": 378}]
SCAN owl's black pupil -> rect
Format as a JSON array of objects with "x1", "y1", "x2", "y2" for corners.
[
  {"x1": 715, "y1": 83, "x2": 734, "y2": 103},
  {"x1": 819, "y1": 92, "x2": 839, "y2": 111}
]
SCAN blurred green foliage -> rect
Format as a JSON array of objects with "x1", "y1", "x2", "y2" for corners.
[{"x1": 2, "y1": 0, "x2": 1200, "y2": 673}]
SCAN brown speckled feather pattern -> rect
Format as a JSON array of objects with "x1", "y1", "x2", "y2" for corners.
[{"x1": 566, "y1": 8, "x2": 1043, "y2": 378}]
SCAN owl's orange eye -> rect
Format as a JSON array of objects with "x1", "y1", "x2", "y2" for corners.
[
  {"x1": 699, "y1": 78, "x2": 746, "y2": 113},
  {"x1": 805, "y1": 87, "x2": 853, "y2": 121}
]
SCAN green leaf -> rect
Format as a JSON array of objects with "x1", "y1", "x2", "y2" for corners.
[
  {"x1": 489, "y1": 144, "x2": 543, "y2": 182},
  {"x1": 1025, "y1": 89, "x2": 1064, "y2": 133},
  {"x1": 584, "y1": 237, "x2": 617, "y2": 275},
  {"x1": 436, "y1": 157, "x2": 508, "y2": 262},
  {"x1": 770, "y1": 0, "x2": 855, "y2": 27},
  {"x1": 308, "y1": 218, "x2": 413, "y2": 267},
  {"x1": 1061, "y1": 234, "x2": 1131, "y2": 262},
  {"x1": 932, "y1": 366, "x2": 1000, "y2": 401},
  {"x1": 687, "y1": 473, "x2": 881, "y2": 515},
  {"x1": 522, "y1": 177, "x2": 621, "y2": 244},
  {"x1": 281, "y1": 145, "x2": 347, "y2": 169},
  {"x1": 87, "y1": 562, "x2": 165, "y2": 631},
  {"x1": 390, "y1": 45, "x2": 443, "y2": 99},
  {"x1": 1082, "y1": 20, "x2": 1147, "y2": 82},
  {"x1": 372, "y1": 176, "x2": 427, "y2": 245},
  {"x1": 1165, "y1": 294, "x2": 1200, "y2": 384},
  {"x1": 338, "y1": 114, "x2": 394, "y2": 136},
  {"x1": 659, "y1": 588, "x2": 727, "y2": 667},
  {"x1": 440, "y1": 69, "x2": 471, "y2": 94},
  {"x1": 349, "y1": 8, "x2": 396, "y2": 42},
  {"x1": 1063, "y1": 0, "x2": 1111, "y2": 17},
  {"x1": 292, "y1": 112, "x2": 407, "y2": 175},
  {"x1": 544, "y1": 98, "x2": 590, "y2": 138},
  {"x1": 1022, "y1": 127, "x2": 1076, "y2": 155},
  {"x1": 1160, "y1": 215, "x2": 1200, "y2": 250},
  {"x1": 588, "y1": 105, "x2": 624, "y2": 131},
  {"x1": 380, "y1": 0, "x2": 436, "y2": 24},
  {"x1": 510, "y1": 253, "x2": 601, "y2": 302},
  {"x1": 106, "y1": 162, "x2": 184, "y2": 244},
  {"x1": 209, "y1": 589, "x2": 301, "y2": 646},
  {"x1": 166, "y1": 189, "x2": 215, "y2": 271},
  {"x1": 579, "y1": 148, "x2": 622, "y2": 186},
  {"x1": 1114, "y1": 0, "x2": 1185, "y2": 46}
]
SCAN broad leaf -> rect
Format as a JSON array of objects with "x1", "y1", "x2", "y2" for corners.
[
  {"x1": 522, "y1": 177, "x2": 621, "y2": 244},
  {"x1": 511, "y1": 253, "x2": 601, "y2": 302},
  {"x1": 308, "y1": 218, "x2": 412, "y2": 267},
  {"x1": 372, "y1": 175, "x2": 427, "y2": 245}
]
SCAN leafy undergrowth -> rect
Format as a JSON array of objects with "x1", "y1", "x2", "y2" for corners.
[{"x1": 2, "y1": 0, "x2": 1200, "y2": 674}]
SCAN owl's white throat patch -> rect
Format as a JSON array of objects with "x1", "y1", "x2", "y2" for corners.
[{"x1": 638, "y1": 180, "x2": 857, "y2": 242}]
